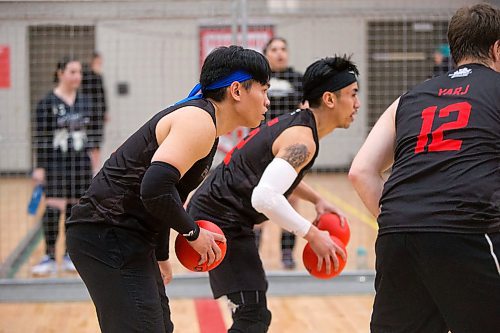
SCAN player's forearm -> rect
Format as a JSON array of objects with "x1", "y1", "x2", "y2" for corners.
[
  {"x1": 251, "y1": 158, "x2": 311, "y2": 237},
  {"x1": 252, "y1": 184, "x2": 311, "y2": 237},
  {"x1": 348, "y1": 99, "x2": 397, "y2": 218},
  {"x1": 292, "y1": 181, "x2": 321, "y2": 205},
  {"x1": 141, "y1": 161, "x2": 200, "y2": 246},
  {"x1": 348, "y1": 168, "x2": 383, "y2": 218}
]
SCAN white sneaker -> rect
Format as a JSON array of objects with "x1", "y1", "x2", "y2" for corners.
[
  {"x1": 31, "y1": 255, "x2": 57, "y2": 275},
  {"x1": 62, "y1": 254, "x2": 77, "y2": 272}
]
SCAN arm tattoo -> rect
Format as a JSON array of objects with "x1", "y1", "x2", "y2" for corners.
[{"x1": 282, "y1": 144, "x2": 310, "y2": 168}]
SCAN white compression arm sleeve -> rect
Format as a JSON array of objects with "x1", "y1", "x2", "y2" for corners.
[{"x1": 251, "y1": 158, "x2": 312, "y2": 237}]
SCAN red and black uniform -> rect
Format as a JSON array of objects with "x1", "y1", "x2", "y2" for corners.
[
  {"x1": 188, "y1": 108, "x2": 319, "y2": 297},
  {"x1": 188, "y1": 108, "x2": 318, "y2": 332},
  {"x1": 380, "y1": 64, "x2": 499, "y2": 234},
  {"x1": 373, "y1": 64, "x2": 500, "y2": 333},
  {"x1": 66, "y1": 99, "x2": 218, "y2": 333}
]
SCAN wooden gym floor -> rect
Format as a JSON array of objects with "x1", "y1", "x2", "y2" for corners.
[{"x1": 0, "y1": 173, "x2": 377, "y2": 332}]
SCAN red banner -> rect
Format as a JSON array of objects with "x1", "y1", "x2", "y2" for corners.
[
  {"x1": 0, "y1": 45, "x2": 10, "y2": 89},
  {"x1": 199, "y1": 25, "x2": 274, "y2": 68}
]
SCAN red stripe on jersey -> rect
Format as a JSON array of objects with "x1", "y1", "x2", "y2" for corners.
[{"x1": 267, "y1": 117, "x2": 279, "y2": 127}]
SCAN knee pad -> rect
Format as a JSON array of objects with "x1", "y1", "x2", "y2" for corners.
[
  {"x1": 229, "y1": 305, "x2": 271, "y2": 333},
  {"x1": 227, "y1": 292, "x2": 271, "y2": 333}
]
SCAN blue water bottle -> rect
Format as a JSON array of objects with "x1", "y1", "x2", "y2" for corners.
[{"x1": 27, "y1": 184, "x2": 44, "y2": 215}]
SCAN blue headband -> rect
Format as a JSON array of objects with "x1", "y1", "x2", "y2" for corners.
[{"x1": 175, "y1": 70, "x2": 253, "y2": 105}]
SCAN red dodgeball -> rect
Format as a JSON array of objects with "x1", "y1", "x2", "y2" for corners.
[
  {"x1": 317, "y1": 213, "x2": 350, "y2": 245},
  {"x1": 302, "y1": 235, "x2": 347, "y2": 279},
  {"x1": 175, "y1": 220, "x2": 227, "y2": 272}
]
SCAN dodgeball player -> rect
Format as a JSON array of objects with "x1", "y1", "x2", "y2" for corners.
[
  {"x1": 188, "y1": 55, "x2": 360, "y2": 332},
  {"x1": 65, "y1": 45, "x2": 271, "y2": 333},
  {"x1": 349, "y1": 4, "x2": 500, "y2": 333}
]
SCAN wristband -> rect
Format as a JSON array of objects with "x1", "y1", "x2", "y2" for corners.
[{"x1": 183, "y1": 223, "x2": 200, "y2": 241}]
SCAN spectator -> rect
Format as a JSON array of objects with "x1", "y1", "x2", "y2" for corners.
[
  {"x1": 31, "y1": 56, "x2": 93, "y2": 275},
  {"x1": 82, "y1": 51, "x2": 107, "y2": 175}
]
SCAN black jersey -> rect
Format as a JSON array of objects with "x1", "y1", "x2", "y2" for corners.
[
  {"x1": 188, "y1": 109, "x2": 319, "y2": 227},
  {"x1": 379, "y1": 64, "x2": 500, "y2": 234},
  {"x1": 67, "y1": 99, "x2": 219, "y2": 236},
  {"x1": 34, "y1": 91, "x2": 92, "y2": 198},
  {"x1": 34, "y1": 91, "x2": 91, "y2": 166}
]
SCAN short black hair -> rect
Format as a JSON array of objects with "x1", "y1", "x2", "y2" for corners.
[
  {"x1": 303, "y1": 55, "x2": 359, "y2": 108},
  {"x1": 200, "y1": 45, "x2": 271, "y2": 102}
]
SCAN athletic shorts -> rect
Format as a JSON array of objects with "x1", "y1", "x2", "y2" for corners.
[
  {"x1": 371, "y1": 232, "x2": 500, "y2": 333},
  {"x1": 187, "y1": 204, "x2": 268, "y2": 298}
]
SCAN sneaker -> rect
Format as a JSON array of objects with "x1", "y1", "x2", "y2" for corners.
[
  {"x1": 31, "y1": 255, "x2": 57, "y2": 275},
  {"x1": 62, "y1": 254, "x2": 77, "y2": 272},
  {"x1": 282, "y1": 249, "x2": 296, "y2": 270}
]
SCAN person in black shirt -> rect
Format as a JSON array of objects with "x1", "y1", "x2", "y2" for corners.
[
  {"x1": 259, "y1": 37, "x2": 305, "y2": 269},
  {"x1": 188, "y1": 55, "x2": 360, "y2": 332},
  {"x1": 66, "y1": 45, "x2": 271, "y2": 333},
  {"x1": 81, "y1": 51, "x2": 107, "y2": 175},
  {"x1": 263, "y1": 37, "x2": 303, "y2": 121},
  {"x1": 349, "y1": 4, "x2": 500, "y2": 333},
  {"x1": 31, "y1": 56, "x2": 92, "y2": 275}
]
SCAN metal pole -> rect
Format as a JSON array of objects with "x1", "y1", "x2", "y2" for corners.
[
  {"x1": 240, "y1": 0, "x2": 248, "y2": 47},
  {"x1": 231, "y1": 0, "x2": 238, "y2": 45}
]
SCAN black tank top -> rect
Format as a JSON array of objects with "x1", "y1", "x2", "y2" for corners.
[
  {"x1": 379, "y1": 64, "x2": 500, "y2": 234},
  {"x1": 68, "y1": 99, "x2": 219, "y2": 236},
  {"x1": 189, "y1": 108, "x2": 319, "y2": 227}
]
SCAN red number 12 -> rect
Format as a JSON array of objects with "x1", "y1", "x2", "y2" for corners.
[{"x1": 414, "y1": 102, "x2": 471, "y2": 154}]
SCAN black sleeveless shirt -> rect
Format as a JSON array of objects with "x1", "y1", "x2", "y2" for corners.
[
  {"x1": 189, "y1": 108, "x2": 319, "y2": 227},
  {"x1": 68, "y1": 99, "x2": 219, "y2": 237},
  {"x1": 379, "y1": 64, "x2": 500, "y2": 234}
]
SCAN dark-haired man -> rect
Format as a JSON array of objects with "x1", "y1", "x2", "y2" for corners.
[
  {"x1": 188, "y1": 55, "x2": 360, "y2": 332},
  {"x1": 66, "y1": 45, "x2": 271, "y2": 333}
]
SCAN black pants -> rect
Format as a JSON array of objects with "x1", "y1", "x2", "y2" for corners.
[
  {"x1": 187, "y1": 205, "x2": 268, "y2": 299},
  {"x1": 42, "y1": 203, "x2": 75, "y2": 257},
  {"x1": 66, "y1": 223, "x2": 174, "y2": 333},
  {"x1": 372, "y1": 232, "x2": 500, "y2": 333}
]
